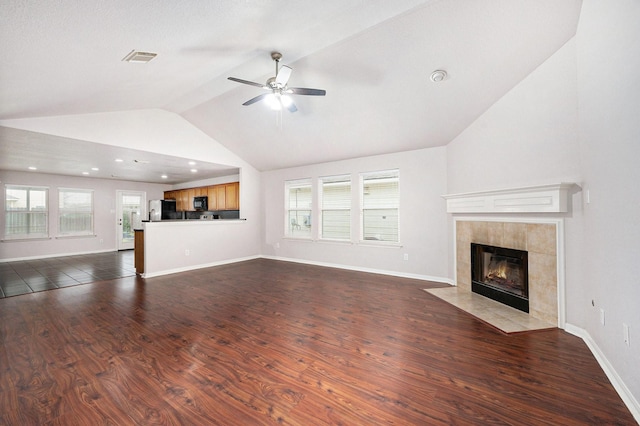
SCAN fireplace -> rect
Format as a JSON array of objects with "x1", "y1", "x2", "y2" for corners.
[{"x1": 471, "y1": 243, "x2": 529, "y2": 313}]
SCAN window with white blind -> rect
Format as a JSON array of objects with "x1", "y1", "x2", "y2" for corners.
[
  {"x1": 360, "y1": 169, "x2": 399, "y2": 242},
  {"x1": 4, "y1": 185, "x2": 49, "y2": 240},
  {"x1": 319, "y1": 175, "x2": 351, "y2": 241},
  {"x1": 58, "y1": 188, "x2": 94, "y2": 236},
  {"x1": 285, "y1": 179, "x2": 312, "y2": 238}
]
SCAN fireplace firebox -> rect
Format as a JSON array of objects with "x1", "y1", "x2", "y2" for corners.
[{"x1": 471, "y1": 243, "x2": 529, "y2": 313}]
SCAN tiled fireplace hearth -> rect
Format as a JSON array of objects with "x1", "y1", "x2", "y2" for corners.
[
  {"x1": 441, "y1": 184, "x2": 576, "y2": 329},
  {"x1": 456, "y1": 220, "x2": 558, "y2": 325}
]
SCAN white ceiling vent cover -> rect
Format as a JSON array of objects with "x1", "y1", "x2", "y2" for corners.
[{"x1": 122, "y1": 50, "x2": 157, "y2": 63}]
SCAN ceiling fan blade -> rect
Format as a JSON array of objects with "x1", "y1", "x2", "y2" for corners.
[
  {"x1": 276, "y1": 65, "x2": 292, "y2": 86},
  {"x1": 228, "y1": 77, "x2": 268, "y2": 89},
  {"x1": 242, "y1": 93, "x2": 270, "y2": 106},
  {"x1": 287, "y1": 87, "x2": 326, "y2": 96}
]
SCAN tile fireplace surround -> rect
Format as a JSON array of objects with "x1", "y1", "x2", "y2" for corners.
[
  {"x1": 455, "y1": 220, "x2": 560, "y2": 326},
  {"x1": 441, "y1": 184, "x2": 576, "y2": 329}
]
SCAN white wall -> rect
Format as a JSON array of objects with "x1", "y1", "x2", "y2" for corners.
[
  {"x1": 446, "y1": 38, "x2": 584, "y2": 320},
  {"x1": 446, "y1": 0, "x2": 640, "y2": 413},
  {"x1": 261, "y1": 147, "x2": 449, "y2": 281},
  {"x1": 0, "y1": 170, "x2": 168, "y2": 260},
  {"x1": 576, "y1": 0, "x2": 640, "y2": 407}
]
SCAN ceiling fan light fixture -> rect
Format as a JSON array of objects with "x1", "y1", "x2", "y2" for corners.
[
  {"x1": 280, "y1": 95, "x2": 293, "y2": 108},
  {"x1": 265, "y1": 94, "x2": 282, "y2": 110}
]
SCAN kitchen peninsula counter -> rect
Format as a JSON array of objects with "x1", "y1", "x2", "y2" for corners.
[{"x1": 137, "y1": 219, "x2": 251, "y2": 278}]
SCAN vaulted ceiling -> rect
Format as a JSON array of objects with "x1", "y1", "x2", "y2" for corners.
[{"x1": 0, "y1": 0, "x2": 582, "y2": 182}]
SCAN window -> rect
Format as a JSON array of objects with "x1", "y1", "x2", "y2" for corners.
[
  {"x1": 360, "y1": 170, "x2": 399, "y2": 242},
  {"x1": 4, "y1": 185, "x2": 49, "y2": 240},
  {"x1": 59, "y1": 189, "x2": 94, "y2": 236},
  {"x1": 285, "y1": 179, "x2": 312, "y2": 238},
  {"x1": 319, "y1": 175, "x2": 351, "y2": 240}
]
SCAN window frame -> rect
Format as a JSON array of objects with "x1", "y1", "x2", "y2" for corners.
[
  {"x1": 58, "y1": 188, "x2": 95, "y2": 237},
  {"x1": 4, "y1": 184, "x2": 50, "y2": 240},
  {"x1": 359, "y1": 169, "x2": 400, "y2": 244},
  {"x1": 318, "y1": 174, "x2": 352, "y2": 242},
  {"x1": 284, "y1": 178, "x2": 313, "y2": 239}
]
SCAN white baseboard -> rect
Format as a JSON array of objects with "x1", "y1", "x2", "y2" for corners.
[
  {"x1": 564, "y1": 323, "x2": 640, "y2": 424},
  {"x1": 0, "y1": 248, "x2": 117, "y2": 263},
  {"x1": 260, "y1": 255, "x2": 453, "y2": 285},
  {"x1": 142, "y1": 255, "x2": 261, "y2": 278}
]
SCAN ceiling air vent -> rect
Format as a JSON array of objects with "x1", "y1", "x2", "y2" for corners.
[{"x1": 122, "y1": 50, "x2": 157, "y2": 63}]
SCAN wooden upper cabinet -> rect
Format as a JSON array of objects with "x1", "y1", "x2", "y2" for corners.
[
  {"x1": 224, "y1": 182, "x2": 239, "y2": 210},
  {"x1": 207, "y1": 186, "x2": 218, "y2": 210},
  {"x1": 166, "y1": 182, "x2": 240, "y2": 212},
  {"x1": 215, "y1": 185, "x2": 226, "y2": 210},
  {"x1": 186, "y1": 188, "x2": 196, "y2": 211},
  {"x1": 179, "y1": 189, "x2": 189, "y2": 211}
]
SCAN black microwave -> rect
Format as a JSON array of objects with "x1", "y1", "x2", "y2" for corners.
[{"x1": 194, "y1": 196, "x2": 208, "y2": 211}]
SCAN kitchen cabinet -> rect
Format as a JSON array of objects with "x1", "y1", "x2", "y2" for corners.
[
  {"x1": 134, "y1": 230, "x2": 144, "y2": 274},
  {"x1": 164, "y1": 190, "x2": 177, "y2": 201},
  {"x1": 216, "y1": 185, "x2": 226, "y2": 210},
  {"x1": 179, "y1": 189, "x2": 189, "y2": 212},
  {"x1": 165, "y1": 182, "x2": 240, "y2": 211},
  {"x1": 207, "y1": 185, "x2": 218, "y2": 210},
  {"x1": 224, "y1": 182, "x2": 239, "y2": 210},
  {"x1": 187, "y1": 188, "x2": 196, "y2": 211}
]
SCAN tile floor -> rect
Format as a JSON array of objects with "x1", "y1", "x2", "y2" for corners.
[
  {"x1": 424, "y1": 286, "x2": 556, "y2": 334},
  {"x1": 0, "y1": 251, "x2": 135, "y2": 298}
]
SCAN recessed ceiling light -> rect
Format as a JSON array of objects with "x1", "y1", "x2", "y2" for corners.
[
  {"x1": 91, "y1": 167, "x2": 99, "y2": 171},
  {"x1": 115, "y1": 158, "x2": 123, "y2": 162},
  {"x1": 82, "y1": 172, "x2": 90, "y2": 175},
  {"x1": 190, "y1": 169, "x2": 198, "y2": 173},
  {"x1": 188, "y1": 161, "x2": 196, "y2": 166},
  {"x1": 430, "y1": 70, "x2": 447, "y2": 83},
  {"x1": 28, "y1": 166, "x2": 37, "y2": 170},
  {"x1": 122, "y1": 50, "x2": 157, "y2": 63},
  {"x1": 161, "y1": 175, "x2": 168, "y2": 179}
]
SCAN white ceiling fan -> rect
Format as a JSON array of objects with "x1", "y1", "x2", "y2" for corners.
[{"x1": 228, "y1": 52, "x2": 326, "y2": 113}]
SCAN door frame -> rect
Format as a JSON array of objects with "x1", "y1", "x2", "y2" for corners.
[{"x1": 115, "y1": 190, "x2": 146, "y2": 250}]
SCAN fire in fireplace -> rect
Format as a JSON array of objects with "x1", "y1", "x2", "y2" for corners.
[{"x1": 471, "y1": 243, "x2": 529, "y2": 313}]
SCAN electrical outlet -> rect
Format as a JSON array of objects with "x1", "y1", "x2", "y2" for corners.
[
  {"x1": 623, "y1": 323, "x2": 630, "y2": 346},
  {"x1": 403, "y1": 253, "x2": 409, "y2": 261},
  {"x1": 185, "y1": 249, "x2": 190, "y2": 256},
  {"x1": 99, "y1": 238, "x2": 104, "y2": 244},
  {"x1": 600, "y1": 308, "x2": 605, "y2": 326}
]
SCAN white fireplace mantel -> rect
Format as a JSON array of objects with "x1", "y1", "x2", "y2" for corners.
[{"x1": 442, "y1": 183, "x2": 579, "y2": 214}]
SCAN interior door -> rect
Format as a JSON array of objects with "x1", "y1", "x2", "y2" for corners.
[{"x1": 116, "y1": 190, "x2": 146, "y2": 250}]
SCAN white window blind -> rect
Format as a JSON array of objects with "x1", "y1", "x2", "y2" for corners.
[
  {"x1": 285, "y1": 179, "x2": 312, "y2": 238},
  {"x1": 360, "y1": 170, "x2": 399, "y2": 242},
  {"x1": 4, "y1": 185, "x2": 49, "y2": 240},
  {"x1": 320, "y1": 175, "x2": 351, "y2": 240},
  {"x1": 59, "y1": 188, "x2": 94, "y2": 236}
]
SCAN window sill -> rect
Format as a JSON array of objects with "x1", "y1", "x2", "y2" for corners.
[
  {"x1": 1, "y1": 237, "x2": 52, "y2": 242},
  {"x1": 357, "y1": 240, "x2": 403, "y2": 248},
  {"x1": 283, "y1": 236, "x2": 313, "y2": 242},
  {"x1": 55, "y1": 234, "x2": 97, "y2": 239}
]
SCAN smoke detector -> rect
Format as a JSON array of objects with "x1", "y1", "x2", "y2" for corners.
[
  {"x1": 122, "y1": 50, "x2": 157, "y2": 63},
  {"x1": 430, "y1": 70, "x2": 447, "y2": 82}
]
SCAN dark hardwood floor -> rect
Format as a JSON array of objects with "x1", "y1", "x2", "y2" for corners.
[{"x1": 0, "y1": 259, "x2": 634, "y2": 425}]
